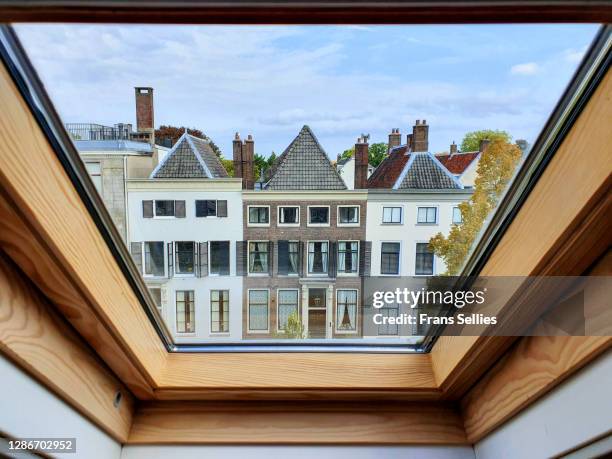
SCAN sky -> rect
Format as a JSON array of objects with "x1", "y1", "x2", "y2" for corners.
[{"x1": 16, "y1": 24, "x2": 599, "y2": 158}]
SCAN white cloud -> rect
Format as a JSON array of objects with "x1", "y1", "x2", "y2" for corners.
[
  {"x1": 510, "y1": 62, "x2": 540, "y2": 76},
  {"x1": 562, "y1": 46, "x2": 587, "y2": 64}
]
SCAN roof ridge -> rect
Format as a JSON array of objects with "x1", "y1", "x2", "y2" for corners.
[
  {"x1": 184, "y1": 134, "x2": 213, "y2": 178},
  {"x1": 149, "y1": 131, "x2": 188, "y2": 178}
]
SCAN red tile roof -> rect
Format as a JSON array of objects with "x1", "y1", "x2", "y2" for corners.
[
  {"x1": 367, "y1": 146, "x2": 410, "y2": 188},
  {"x1": 435, "y1": 151, "x2": 479, "y2": 175}
]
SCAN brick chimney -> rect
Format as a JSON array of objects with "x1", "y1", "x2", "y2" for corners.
[
  {"x1": 450, "y1": 141, "x2": 458, "y2": 155},
  {"x1": 354, "y1": 135, "x2": 369, "y2": 189},
  {"x1": 412, "y1": 119, "x2": 429, "y2": 152},
  {"x1": 243, "y1": 134, "x2": 255, "y2": 190},
  {"x1": 232, "y1": 132, "x2": 255, "y2": 189},
  {"x1": 406, "y1": 134, "x2": 413, "y2": 152},
  {"x1": 479, "y1": 139, "x2": 491, "y2": 153},
  {"x1": 135, "y1": 87, "x2": 154, "y2": 145},
  {"x1": 388, "y1": 128, "x2": 401, "y2": 151}
]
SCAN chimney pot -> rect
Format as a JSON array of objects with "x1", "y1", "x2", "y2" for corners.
[
  {"x1": 388, "y1": 127, "x2": 401, "y2": 151},
  {"x1": 450, "y1": 141, "x2": 457, "y2": 155}
]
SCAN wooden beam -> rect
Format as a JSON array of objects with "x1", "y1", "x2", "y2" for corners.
[
  {"x1": 1, "y1": 1, "x2": 609, "y2": 24},
  {"x1": 431, "y1": 68, "x2": 612, "y2": 399},
  {"x1": 128, "y1": 401, "x2": 468, "y2": 445},
  {"x1": 461, "y1": 337, "x2": 611, "y2": 443},
  {"x1": 0, "y1": 59, "x2": 163, "y2": 397},
  {"x1": 0, "y1": 251, "x2": 134, "y2": 443}
]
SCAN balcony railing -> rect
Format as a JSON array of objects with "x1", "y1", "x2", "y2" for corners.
[{"x1": 65, "y1": 123, "x2": 132, "y2": 141}]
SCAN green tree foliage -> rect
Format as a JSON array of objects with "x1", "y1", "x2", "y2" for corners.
[
  {"x1": 460, "y1": 129, "x2": 511, "y2": 152},
  {"x1": 220, "y1": 158, "x2": 234, "y2": 177},
  {"x1": 284, "y1": 312, "x2": 307, "y2": 339},
  {"x1": 155, "y1": 125, "x2": 222, "y2": 157},
  {"x1": 338, "y1": 142, "x2": 389, "y2": 168},
  {"x1": 429, "y1": 139, "x2": 522, "y2": 275}
]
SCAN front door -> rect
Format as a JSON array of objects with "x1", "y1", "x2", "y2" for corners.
[{"x1": 308, "y1": 288, "x2": 327, "y2": 339}]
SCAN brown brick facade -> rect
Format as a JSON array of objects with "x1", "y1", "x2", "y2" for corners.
[{"x1": 242, "y1": 199, "x2": 367, "y2": 340}]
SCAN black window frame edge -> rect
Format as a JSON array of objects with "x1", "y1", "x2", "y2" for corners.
[{"x1": 1, "y1": 24, "x2": 609, "y2": 354}]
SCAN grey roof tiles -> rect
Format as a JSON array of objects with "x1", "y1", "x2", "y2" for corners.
[
  {"x1": 150, "y1": 133, "x2": 228, "y2": 179},
  {"x1": 265, "y1": 125, "x2": 347, "y2": 190},
  {"x1": 395, "y1": 152, "x2": 462, "y2": 190}
]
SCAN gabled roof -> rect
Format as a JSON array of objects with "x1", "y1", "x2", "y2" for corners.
[
  {"x1": 394, "y1": 152, "x2": 463, "y2": 190},
  {"x1": 150, "y1": 133, "x2": 228, "y2": 179},
  {"x1": 265, "y1": 125, "x2": 347, "y2": 190},
  {"x1": 367, "y1": 145, "x2": 410, "y2": 188},
  {"x1": 435, "y1": 151, "x2": 480, "y2": 175}
]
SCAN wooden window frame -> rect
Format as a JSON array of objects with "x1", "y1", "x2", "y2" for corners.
[{"x1": 0, "y1": 10, "x2": 610, "y2": 448}]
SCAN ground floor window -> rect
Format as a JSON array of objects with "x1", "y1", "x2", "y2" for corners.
[
  {"x1": 176, "y1": 290, "x2": 195, "y2": 333},
  {"x1": 210, "y1": 290, "x2": 229, "y2": 333},
  {"x1": 248, "y1": 289, "x2": 269, "y2": 331},
  {"x1": 336, "y1": 289, "x2": 357, "y2": 332},
  {"x1": 277, "y1": 289, "x2": 299, "y2": 331}
]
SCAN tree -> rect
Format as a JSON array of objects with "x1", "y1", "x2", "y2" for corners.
[
  {"x1": 337, "y1": 142, "x2": 388, "y2": 168},
  {"x1": 220, "y1": 158, "x2": 234, "y2": 177},
  {"x1": 460, "y1": 129, "x2": 511, "y2": 152},
  {"x1": 429, "y1": 139, "x2": 522, "y2": 275},
  {"x1": 155, "y1": 125, "x2": 222, "y2": 157},
  {"x1": 284, "y1": 312, "x2": 307, "y2": 339}
]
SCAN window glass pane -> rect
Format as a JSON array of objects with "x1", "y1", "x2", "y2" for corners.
[
  {"x1": 210, "y1": 241, "x2": 230, "y2": 275},
  {"x1": 383, "y1": 207, "x2": 401, "y2": 223},
  {"x1": 308, "y1": 241, "x2": 328, "y2": 274},
  {"x1": 175, "y1": 241, "x2": 194, "y2": 274},
  {"x1": 452, "y1": 207, "x2": 463, "y2": 224},
  {"x1": 155, "y1": 200, "x2": 174, "y2": 217},
  {"x1": 144, "y1": 241, "x2": 164, "y2": 276},
  {"x1": 211, "y1": 290, "x2": 229, "y2": 333},
  {"x1": 381, "y1": 242, "x2": 400, "y2": 275},
  {"x1": 309, "y1": 207, "x2": 329, "y2": 224},
  {"x1": 339, "y1": 206, "x2": 358, "y2": 223},
  {"x1": 338, "y1": 241, "x2": 358, "y2": 273},
  {"x1": 278, "y1": 289, "x2": 299, "y2": 331},
  {"x1": 176, "y1": 290, "x2": 195, "y2": 333},
  {"x1": 249, "y1": 206, "x2": 269, "y2": 224},
  {"x1": 336, "y1": 290, "x2": 357, "y2": 331},
  {"x1": 249, "y1": 242, "x2": 269, "y2": 273},
  {"x1": 288, "y1": 241, "x2": 299, "y2": 275},
  {"x1": 16, "y1": 22, "x2": 600, "y2": 350},
  {"x1": 279, "y1": 206, "x2": 298, "y2": 224},
  {"x1": 415, "y1": 243, "x2": 434, "y2": 275},
  {"x1": 248, "y1": 290, "x2": 269, "y2": 331}
]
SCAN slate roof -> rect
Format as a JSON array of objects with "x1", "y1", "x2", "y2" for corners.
[
  {"x1": 395, "y1": 152, "x2": 463, "y2": 190},
  {"x1": 435, "y1": 151, "x2": 480, "y2": 175},
  {"x1": 367, "y1": 145, "x2": 410, "y2": 188},
  {"x1": 150, "y1": 133, "x2": 228, "y2": 179},
  {"x1": 264, "y1": 125, "x2": 347, "y2": 190}
]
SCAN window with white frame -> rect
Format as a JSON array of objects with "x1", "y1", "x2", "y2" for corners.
[
  {"x1": 174, "y1": 241, "x2": 195, "y2": 275},
  {"x1": 278, "y1": 206, "x2": 299, "y2": 225},
  {"x1": 381, "y1": 242, "x2": 400, "y2": 275},
  {"x1": 452, "y1": 206, "x2": 463, "y2": 224},
  {"x1": 415, "y1": 243, "x2": 434, "y2": 275},
  {"x1": 248, "y1": 206, "x2": 269, "y2": 225},
  {"x1": 382, "y1": 206, "x2": 402, "y2": 224},
  {"x1": 148, "y1": 286, "x2": 162, "y2": 314},
  {"x1": 85, "y1": 162, "x2": 102, "y2": 193},
  {"x1": 277, "y1": 289, "x2": 299, "y2": 331},
  {"x1": 210, "y1": 290, "x2": 229, "y2": 333},
  {"x1": 176, "y1": 290, "x2": 195, "y2": 333},
  {"x1": 338, "y1": 205, "x2": 359, "y2": 225},
  {"x1": 155, "y1": 200, "x2": 175, "y2": 217},
  {"x1": 142, "y1": 200, "x2": 186, "y2": 218},
  {"x1": 248, "y1": 289, "x2": 269, "y2": 332},
  {"x1": 308, "y1": 241, "x2": 329, "y2": 274},
  {"x1": 248, "y1": 241, "x2": 269, "y2": 274},
  {"x1": 308, "y1": 206, "x2": 329, "y2": 225},
  {"x1": 336, "y1": 289, "x2": 357, "y2": 332},
  {"x1": 378, "y1": 305, "x2": 399, "y2": 336},
  {"x1": 337, "y1": 241, "x2": 358, "y2": 274},
  {"x1": 417, "y1": 207, "x2": 437, "y2": 224}
]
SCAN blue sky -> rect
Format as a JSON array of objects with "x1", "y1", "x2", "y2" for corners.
[{"x1": 16, "y1": 24, "x2": 598, "y2": 158}]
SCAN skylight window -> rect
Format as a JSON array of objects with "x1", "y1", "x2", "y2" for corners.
[{"x1": 9, "y1": 23, "x2": 602, "y2": 351}]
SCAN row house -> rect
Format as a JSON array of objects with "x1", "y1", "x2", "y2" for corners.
[
  {"x1": 127, "y1": 132, "x2": 244, "y2": 343},
  {"x1": 239, "y1": 126, "x2": 369, "y2": 340}
]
